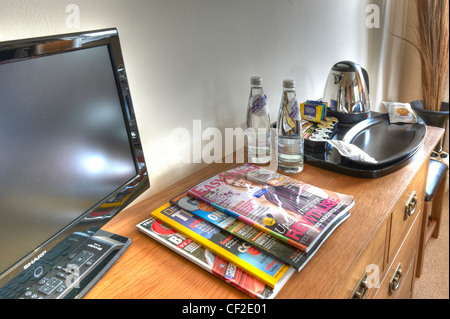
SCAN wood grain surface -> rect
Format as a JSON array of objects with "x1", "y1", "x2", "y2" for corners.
[{"x1": 85, "y1": 126, "x2": 444, "y2": 299}]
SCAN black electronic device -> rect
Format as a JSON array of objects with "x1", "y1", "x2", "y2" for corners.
[{"x1": 0, "y1": 29, "x2": 149, "y2": 299}]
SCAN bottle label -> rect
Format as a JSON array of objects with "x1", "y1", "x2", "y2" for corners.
[
  {"x1": 281, "y1": 95, "x2": 300, "y2": 133},
  {"x1": 287, "y1": 97, "x2": 300, "y2": 121},
  {"x1": 278, "y1": 141, "x2": 303, "y2": 155},
  {"x1": 249, "y1": 94, "x2": 268, "y2": 116},
  {"x1": 247, "y1": 128, "x2": 271, "y2": 147},
  {"x1": 247, "y1": 130, "x2": 271, "y2": 147}
]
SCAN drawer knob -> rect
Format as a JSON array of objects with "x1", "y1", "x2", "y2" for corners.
[
  {"x1": 350, "y1": 273, "x2": 369, "y2": 299},
  {"x1": 389, "y1": 263, "x2": 403, "y2": 295},
  {"x1": 404, "y1": 191, "x2": 417, "y2": 220}
]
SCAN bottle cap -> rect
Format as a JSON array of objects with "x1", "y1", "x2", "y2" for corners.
[
  {"x1": 251, "y1": 76, "x2": 263, "y2": 86},
  {"x1": 283, "y1": 79, "x2": 295, "y2": 88}
]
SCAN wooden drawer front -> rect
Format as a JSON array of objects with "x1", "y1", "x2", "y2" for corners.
[
  {"x1": 389, "y1": 164, "x2": 427, "y2": 262},
  {"x1": 394, "y1": 257, "x2": 416, "y2": 299},
  {"x1": 337, "y1": 219, "x2": 388, "y2": 299},
  {"x1": 375, "y1": 215, "x2": 420, "y2": 299}
]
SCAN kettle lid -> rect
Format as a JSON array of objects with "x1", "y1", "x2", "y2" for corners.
[{"x1": 332, "y1": 61, "x2": 360, "y2": 72}]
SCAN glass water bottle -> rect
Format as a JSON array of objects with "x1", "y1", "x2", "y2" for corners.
[
  {"x1": 277, "y1": 79, "x2": 304, "y2": 173},
  {"x1": 246, "y1": 76, "x2": 271, "y2": 164}
]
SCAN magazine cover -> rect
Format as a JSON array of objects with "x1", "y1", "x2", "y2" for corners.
[
  {"x1": 187, "y1": 163, "x2": 354, "y2": 252},
  {"x1": 151, "y1": 203, "x2": 293, "y2": 289},
  {"x1": 171, "y1": 192, "x2": 350, "y2": 271},
  {"x1": 137, "y1": 217, "x2": 293, "y2": 299}
]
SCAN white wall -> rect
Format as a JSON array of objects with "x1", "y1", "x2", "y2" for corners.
[{"x1": 1, "y1": 0, "x2": 384, "y2": 200}]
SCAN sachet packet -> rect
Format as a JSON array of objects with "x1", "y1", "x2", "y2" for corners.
[{"x1": 383, "y1": 102, "x2": 418, "y2": 124}]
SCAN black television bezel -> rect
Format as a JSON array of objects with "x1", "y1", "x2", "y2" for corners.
[{"x1": 0, "y1": 28, "x2": 150, "y2": 287}]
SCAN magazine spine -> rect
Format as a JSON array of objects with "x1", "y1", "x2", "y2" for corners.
[
  {"x1": 136, "y1": 218, "x2": 275, "y2": 299},
  {"x1": 151, "y1": 204, "x2": 290, "y2": 289},
  {"x1": 170, "y1": 194, "x2": 308, "y2": 270}
]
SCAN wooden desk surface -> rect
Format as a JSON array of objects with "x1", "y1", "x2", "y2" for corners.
[{"x1": 85, "y1": 126, "x2": 444, "y2": 299}]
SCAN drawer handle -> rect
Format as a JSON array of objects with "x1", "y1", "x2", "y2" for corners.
[
  {"x1": 350, "y1": 273, "x2": 369, "y2": 299},
  {"x1": 389, "y1": 263, "x2": 403, "y2": 295},
  {"x1": 404, "y1": 191, "x2": 417, "y2": 220}
]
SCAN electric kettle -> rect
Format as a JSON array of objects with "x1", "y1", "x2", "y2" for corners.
[{"x1": 323, "y1": 61, "x2": 371, "y2": 124}]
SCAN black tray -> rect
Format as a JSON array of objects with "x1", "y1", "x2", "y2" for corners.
[
  {"x1": 304, "y1": 113, "x2": 427, "y2": 178},
  {"x1": 342, "y1": 113, "x2": 427, "y2": 166}
]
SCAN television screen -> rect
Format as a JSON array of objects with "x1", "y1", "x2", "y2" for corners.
[{"x1": 0, "y1": 29, "x2": 149, "y2": 299}]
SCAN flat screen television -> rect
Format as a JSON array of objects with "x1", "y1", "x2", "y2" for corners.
[{"x1": 0, "y1": 29, "x2": 149, "y2": 299}]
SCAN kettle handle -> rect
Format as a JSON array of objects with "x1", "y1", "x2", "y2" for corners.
[{"x1": 361, "y1": 67, "x2": 370, "y2": 94}]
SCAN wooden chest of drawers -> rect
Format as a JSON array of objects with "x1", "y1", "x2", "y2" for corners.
[
  {"x1": 342, "y1": 157, "x2": 428, "y2": 299},
  {"x1": 86, "y1": 126, "x2": 444, "y2": 299}
]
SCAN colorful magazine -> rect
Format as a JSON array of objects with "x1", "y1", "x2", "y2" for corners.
[
  {"x1": 151, "y1": 203, "x2": 293, "y2": 289},
  {"x1": 170, "y1": 192, "x2": 350, "y2": 271},
  {"x1": 137, "y1": 217, "x2": 293, "y2": 299},
  {"x1": 187, "y1": 164, "x2": 354, "y2": 253}
]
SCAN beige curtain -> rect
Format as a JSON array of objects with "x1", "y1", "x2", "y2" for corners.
[
  {"x1": 373, "y1": 0, "x2": 449, "y2": 106},
  {"x1": 365, "y1": 0, "x2": 409, "y2": 112}
]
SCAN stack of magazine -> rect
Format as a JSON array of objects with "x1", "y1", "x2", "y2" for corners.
[{"x1": 137, "y1": 164, "x2": 354, "y2": 299}]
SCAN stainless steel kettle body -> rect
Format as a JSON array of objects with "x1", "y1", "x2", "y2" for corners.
[{"x1": 323, "y1": 61, "x2": 370, "y2": 124}]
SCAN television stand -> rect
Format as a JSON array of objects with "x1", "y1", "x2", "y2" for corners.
[{"x1": 0, "y1": 229, "x2": 131, "y2": 299}]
